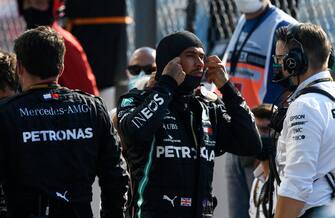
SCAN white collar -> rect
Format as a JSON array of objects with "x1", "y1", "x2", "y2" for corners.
[{"x1": 289, "y1": 70, "x2": 333, "y2": 102}]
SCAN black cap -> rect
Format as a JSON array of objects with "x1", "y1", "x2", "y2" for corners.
[{"x1": 155, "y1": 31, "x2": 204, "y2": 79}]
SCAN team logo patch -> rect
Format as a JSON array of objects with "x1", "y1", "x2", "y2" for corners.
[
  {"x1": 163, "y1": 195, "x2": 177, "y2": 207},
  {"x1": 121, "y1": 97, "x2": 134, "y2": 107},
  {"x1": 180, "y1": 197, "x2": 192, "y2": 207}
]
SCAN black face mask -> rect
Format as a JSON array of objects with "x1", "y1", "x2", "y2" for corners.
[
  {"x1": 272, "y1": 63, "x2": 297, "y2": 91},
  {"x1": 22, "y1": 8, "x2": 54, "y2": 29},
  {"x1": 176, "y1": 75, "x2": 202, "y2": 95}
]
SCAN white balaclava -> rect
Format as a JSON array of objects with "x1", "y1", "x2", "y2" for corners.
[{"x1": 235, "y1": 0, "x2": 264, "y2": 13}]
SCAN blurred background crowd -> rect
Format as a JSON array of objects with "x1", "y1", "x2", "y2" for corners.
[{"x1": 1, "y1": 0, "x2": 334, "y2": 110}]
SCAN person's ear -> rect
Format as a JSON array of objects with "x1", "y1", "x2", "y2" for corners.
[
  {"x1": 57, "y1": 64, "x2": 64, "y2": 78},
  {"x1": 16, "y1": 60, "x2": 24, "y2": 77}
]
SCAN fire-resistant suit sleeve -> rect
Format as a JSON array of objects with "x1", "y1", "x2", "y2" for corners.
[
  {"x1": 215, "y1": 81, "x2": 262, "y2": 156},
  {"x1": 96, "y1": 99, "x2": 128, "y2": 218},
  {"x1": 117, "y1": 75, "x2": 178, "y2": 146}
]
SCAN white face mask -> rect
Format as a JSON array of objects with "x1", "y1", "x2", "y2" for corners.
[
  {"x1": 235, "y1": 0, "x2": 263, "y2": 13},
  {"x1": 128, "y1": 71, "x2": 151, "y2": 90}
]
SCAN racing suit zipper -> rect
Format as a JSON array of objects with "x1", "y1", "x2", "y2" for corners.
[{"x1": 190, "y1": 111, "x2": 199, "y2": 148}]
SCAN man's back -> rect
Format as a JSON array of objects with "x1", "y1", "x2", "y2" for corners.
[{"x1": 0, "y1": 85, "x2": 126, "y2": 217}]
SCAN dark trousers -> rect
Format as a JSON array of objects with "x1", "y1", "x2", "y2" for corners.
[
  {"x1": 7, "y1": 199, "x2": 93, "y2": 218},
  {"x1": 299, "y1": 206, "x2": 325, "y2": 218}
]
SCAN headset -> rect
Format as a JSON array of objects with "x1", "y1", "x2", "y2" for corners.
[{"x1": 283, "y1": 24, "x2": 309, "y2": 76}]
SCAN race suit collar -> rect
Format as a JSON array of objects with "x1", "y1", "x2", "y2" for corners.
[{"x1": 27, "y1": 81, "x2": 60, "y2": 91}]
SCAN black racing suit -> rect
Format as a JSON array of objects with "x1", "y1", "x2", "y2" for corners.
[
  {"x1": 0, "y1": 85, "x2": 128, "y2": 218},
  {"x1": 117, "y1": 75, "x2": 262, "y2": 218}
]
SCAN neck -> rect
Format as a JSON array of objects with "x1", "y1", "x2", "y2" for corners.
[
  {"x1": 245, "y1": 2, "x2": 269, "y2": 20},
  {"x1": 0, "y1": 89, "x2": 16, "y2": 98},
  {"x1": 293, "y1": 67, "x2": 328, "y2": 85},
  {"x1": 21, "y1": 76, "x2": 58, "y2": 91}
]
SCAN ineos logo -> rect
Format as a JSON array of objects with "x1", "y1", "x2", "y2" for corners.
[{"x1": 286, "y1": 58, "x2": 297, "y2": 69}]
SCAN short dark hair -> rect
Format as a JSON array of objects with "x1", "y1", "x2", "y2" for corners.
[
  {"x1": 276, "y1": 23, "x2": 331, "y2": 70},
  {"x1": 275, "y1": 26, "x2": 288, "y2": 42},
  {"x1": 14, "y1": 26, "x2": 65, "y2": 79},
  {"x1": 0, "y1": 51, "x2": 18, "y2": 92},
  {"x1": 294, "y1": 24, "x2": 331, "y2": 69},
  {"x1": 251, "y1": 103, "x2": 273, "y2": 120}
]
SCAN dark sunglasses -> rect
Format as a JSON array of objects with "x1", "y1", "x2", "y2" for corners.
[{"x1": 127, "y1": 65, "x2": 156, "y2": 75}]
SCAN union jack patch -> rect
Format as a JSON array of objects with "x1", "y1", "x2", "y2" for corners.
[{"x1": 180, "y1": 197, "x2": 192, "y2": 207}]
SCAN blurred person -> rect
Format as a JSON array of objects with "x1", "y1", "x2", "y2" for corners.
[
  {"x1": 0, "y1": 26, "x2": 127, "y2": 218},
  {"x1": 0, "y1": 51, "x2": 18, "y2": 98},
  {"x1": 127, "y1": 47, "x2": 156, "y2": 91},
  {"x1": 272, "y1": 23, "x2": 335, "y2": 218},
  {"x1": 17, "y1": 0, "x2": 99, "y2": 96},
  {"x1": 220, "y1": 1, "x2": 297, "y2": 217},
  {"x1": 64, "y1": 0, "x2": 129, "y2": 111},
  {"x1": 0, "y1": 50, "x2": 18, "y2": 218},
  {"x1": 248, "y1": 103, "x2": 273, "y2": 218},
  {"x1": 111, "y1": 46, "x2": 156, "y2": 122},
  {"x1": 109, "y1": 47, "x2": 157, "y2": 218},
  {"x1": 116, "y1": 31, "x2": 262, "y2": 218}
]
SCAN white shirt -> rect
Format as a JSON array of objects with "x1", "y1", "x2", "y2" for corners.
[
  {"x1": 276, "y1": 71, "x2": 335, "y2": 216},
  {"x1": 249, "y1": 164, "x2": 267, "y2": 218}
]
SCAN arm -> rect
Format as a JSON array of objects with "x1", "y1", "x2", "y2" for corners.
[
  {"x1": 96, "y1": 101, "x2": 128, "y2": 218},
  {"x1": 206, "y1": 55, "x2": 262, "y2": 156},
  {"x1": 58, "y1": 30, "x2": 99, "y2": 96},
  {"x1": 276, "y1": 100, "x2": 322, "y2": 217},
  {"x1": 275, "y1": 196, "x2": 304, "y2": 218},
  {"x1": 117, "y1": 75, "x2": 177, "y2": 145},
  {"x1": 117, "y1": 57, "x2": 184, "y2": 145}
]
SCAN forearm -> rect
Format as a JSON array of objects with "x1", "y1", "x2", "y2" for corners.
[
  {"x1": 118, "y1": 75, "x2": 176, "y2": 141},
  {"x1": 218, "y1": 82, "x2": 262, "y2": 155},
  {"x1": 275, "y1": 195, "x2": 305, "y2": 218}
]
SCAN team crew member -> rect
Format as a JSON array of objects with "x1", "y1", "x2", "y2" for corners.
[
  {"x1": 273, "y1": 23, "x2": 335, "y2": 218},
  {"x1": 0, "y1": 26, "x2": 127, "y2": 218},
  {"x1": 116, "y1": 31, "x2": 262, "y2": 218}
]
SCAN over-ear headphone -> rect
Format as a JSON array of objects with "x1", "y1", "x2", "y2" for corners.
[{"x1": 283, "y1": 24, "x2": 309, "y2": 76}]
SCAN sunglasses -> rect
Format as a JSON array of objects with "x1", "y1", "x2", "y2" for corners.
[
  {"x1": 127, "y1": 65, "x2": 156, "y2": 75},
  {"x1": 272, "y1": 54, "x2": 286, "y2": 64}
]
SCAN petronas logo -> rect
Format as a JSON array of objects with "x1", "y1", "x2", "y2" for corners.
[{"x1": 121, "y1": 98, "x2": 134, "y2": 107}]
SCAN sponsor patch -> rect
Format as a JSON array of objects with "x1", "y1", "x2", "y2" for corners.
[
  {"x1": 290, "y1": 121, "x2": 307, "y2": 127},
  {"x1": 290, "y1": 114, "x2": 305, "y2": 121},
  {"x1": 180, "y1": 197, "x2": 192, "y2": 207},
  {"x1": 121, "y1": 97, "x2": 134, "y2": 107},
  {"x1": 292, "y1": 127, "x2": 303, "y2": 133},
  {"x1": 131, "y1": 94, "x2": 164, "y2": 128},
  {"x1": 292, "y1": 135, "x2": 306, "y2": 141},
  {"x1": 19, "y1": 104, "x2": 91, "y2": 117},
  {"x1": 163, "y1": 135, "x2": 181, "y2": 143},
  {"x1": 22, "y1": 128, "x2": 93, "y2": 143},
  {"x1": 162, "y1": 195, "x2": 177, "y2": 207},
  {"x1": 156, "y1": 146, "x2": 215, "y2": 161}
]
